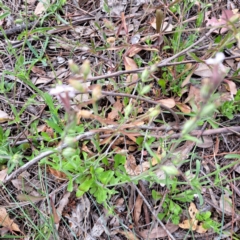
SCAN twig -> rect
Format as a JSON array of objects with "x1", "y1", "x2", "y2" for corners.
[
  {"x1": 0, "y1": 21, "x2": 38, "y2": 38},
  {"x1": 2, "y1": 125, "x2": 117, "y2": 184},
  {"x1": 133, "y1": 185, "x2": 176, "y2": 240},
  {"x1": 159, "y1": 126, "x2": 240, "y2": 139}
]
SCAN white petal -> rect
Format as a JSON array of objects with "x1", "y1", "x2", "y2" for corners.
[{"x1": 205, "y1": 52, "x2": 225, "y2": 65}]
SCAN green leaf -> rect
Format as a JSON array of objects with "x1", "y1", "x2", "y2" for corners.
[
  {"x1": 98, "y1": 170, "x2": 114, "y2": 185},
  {"x1": 67, "y1": 178, "x2": 73, "y2": 192},
  {"x1": 188, "y1": 52, "x2": 204, "y2": 63},
  {"x1": 152, "y1": 190, "x2": 161, "y2": 200},
  {"x1": 78, "y1": 178, "x2": 94, "y2": 192},
  {"x1": 102, "y1": 157, "x2": 109, "y2": 166},
  {"x1": 161, "y1": 165, "x2": 179, "y2": 175},
  {"x1": 46, "y1": 119, "x2": 62, "y2": 134},
  {"x1": 183, "y1": 134, "x2": 201, "y2": 143},
  {"x1": 196, "y1": 211, "x2": 211, "y2": 221},
  {"x1": 114, "y1": 154, "x2": 126, "y2": 168},
  {"x1": 140, "y1": 85, "x2": 151, "y2": 95},
  {"x1": 172, "y1": 190, "x2": 195, "y2": 202},
  {"x1": 95, "y1": 167, "x2": 104, "y2": 174},
  {"x1": 76, "y1": 189, "x2": 85, "y2": 198},
  {"x1": 94, "y1": 187, "x2": 107, "y2": 203},
  {"x1": 136, "y1": 137, "x2": 144, "y2": 146},
  {"x1": 157, "y1": 212, "x2": 166, "y2": 220},
  {"x1": 224, "y1": 154, "x2": 240, "y2": 159},
  {"x1": 171, "y1": 215, "x2": 180, "y2": 225}
]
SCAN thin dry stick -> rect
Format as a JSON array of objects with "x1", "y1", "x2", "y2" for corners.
[
  {"x1": 12, "y1": 126, "x2": 240, "y2": 146},
  {"x1": 133, "y1": 185, "x2": 176, "y2": 240},
  {"x1": 2, "y1": 125, "x2": 118, "y2": 184},
  {"x1": 159, "y1": 126, "x2": 240, "y2": 139}
]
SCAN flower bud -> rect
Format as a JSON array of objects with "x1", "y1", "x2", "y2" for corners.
[{"x1": 68, "y1": 59, "x2": 80, "y2": 74}]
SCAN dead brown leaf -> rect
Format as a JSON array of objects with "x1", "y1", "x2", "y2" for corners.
[
  {"x1": 196, "y1": 136, "x2": 213, "y2": 148},
  {"x1": 189, "y1": 202, "x2": 198, "y2": 219},
  {"x1": 125, "y1": 154, "x2": 137, "y2": 175},
  {"x1": 134, "y1": 194, "x2": 143, "y2": 224},
  {"x1": 150, "y1": 17, "x2": 174, "y2": 32},
  {"x1": 0, "y1": 110, "x2": 13, "y2": 123},
  {"x1": 108, "y1": 99, "x2": 123, "y2": 120},
  {"x1": 193, "y1": 63, "x2": 212, "y2": 77},
  {"x1": 34, "y1": 0, "x2": 48, "y2": 15},
  {"x1": 0, "y1": 168, "x2": 8, "y2": 182},
  {"x1": 158, "y1": 98, "x2": 175, "y2": 108},
  {"x1": 55, "y1": 191, "x2": 71, "y2": 229},
  {"x1": 50, "y1": 197, "x2": 60, "y2": 224},
  {"x1": 224, "y1": 79, "x2": 237, "y2": 98},
  {"x1": 179, "y1": 219, "x2": 198, "y2": 231},
  {"x1": 0, "y1": 207, "x2": 21, "y2": 232},
  {"x1": 140, "y1": 223, "x2": 178, "y2": 239},
  {"x1": 176, "y1": 102, "x2": 191, "y2": 113},
  {"x1": 17, "y1": 194, "x2": 45, "y2": 202},
  {"x1": 179, "y1": 202, "x2": 200, "y2": 231},
  {"x1": 31, "y1": 66, "x2": 46, "y2": 76},
  {"x1": 124, "y1": 56, "x2": 138, "y2": 85},
  {"x1": 184, "y1": 84, "x2": 202, "y2": 110},
  {"x1": 127, "y1": 45, "x2": 143, "y2": 57},
  {"x1": 196, "y1": 223, "x2": 208, "y2": 234},
  {"x1": 48, "y1": 168, "x2": 67, "y2": 181}
]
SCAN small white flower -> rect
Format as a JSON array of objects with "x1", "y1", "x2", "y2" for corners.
[
  {"x1": 49, "y1": 85, "x2": 76, "y2": 98},
  {"x1": 205, "y1": 52, "x2": 225, "y2": 65}
]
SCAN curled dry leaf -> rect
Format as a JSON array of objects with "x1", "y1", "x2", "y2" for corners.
[
  {"x1": 196, "y1": 223, "x2": 208, "y2": 234},
  {"x1": 158, "y1": 98, "x2": 175, "y2": 108},
  {"x1": 140, "y1": 223, "x2": 178, "y2": 239},
  {"x1": 34, "y1": 0, "x2": 48, "y2": 15},
  {"x1": 48, "y1": 168, "x2": 67, "y2": 181},
  {"x1": 193, "y1": 63, "x2": 212, "y2": 77},
  {"x1": 0, "y1": 168, "x2": 8, "y2": 182},
  {"x1": 31, "y1": 66, "x2": 46, "y2": 76},
  {"x1": 196, "y1": 136, "x2": 213, "y2": 148},
  {"x1": 179, "y1": 202, "x2": 205, "y2": 232},
  {"x1": 176, "y1": 102, "x2": 191, "y2": 114},
  {"x1": 108, "y1": 99, "x2": 123, "y2": 120},
  {"x1": 124, "y1": 57, "x2": 138, "y2": 86},
  {"x1": 125, "y1": 155, "x2": 152, "y2": 176},
  {"x1": 179, "y1": 219, "x2": 198, "y2": 231},
  {"x1": 184, "y1": 84, "x2": 203, "y2": 110},
  {"x1": 127, "y1": 44, "x2": 158, "y2": 57},
  {"x1": 224, "y1": 79, "x2": 237, "y2": 98},
  {"x1": 55, "y1": 191, "x2": 71, "y2": 229},
  {"x1": 17, "y1": 194, "x2": 45, "y2": 202},
  {"x1": 50, "y1": 197, "x2": 60, "y2": 224},
  {"x1": 189, "y1": 202, "x2": 198, "y2": 219},
  {"x1": 134, "y1": 194, "x2": 143, "y2": 224},
  {"x1": 0, "y1": 207, "x2": 21, "y2": 232},
  {"x1": 150, "y1": 17, "x2": 173, "y2": 32},
  {"x1": 0, "y1": 110, "x2": 13, "y2": 123}
]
